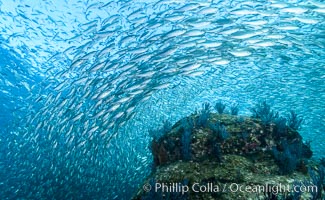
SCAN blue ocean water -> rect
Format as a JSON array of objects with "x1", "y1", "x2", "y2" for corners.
[{"x1": 0, "y1": 0, "x2": 324, "y2": 199}]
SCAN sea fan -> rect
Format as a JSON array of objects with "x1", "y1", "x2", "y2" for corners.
[
  {"x1": 181, "y1": 129, "x2": 191, "y2": 161},
  {"x1": 308, "y1": 166, "x2": 324, "y2": 200},
  {"x1": 180, "y1": 118, "x2": 193, "y2": 161},
  {"x1": 215, "y1": 100, "x2": 226, "y2": 114},
  {"x1": 272, "y1": 140, "x2": 304, "y2": 175},
  {"x1": 272, "y1": 146, "x2": 298, "y2": 175},
  {"x1": 251, "y1": 101, "x2": 279, "y2": 125},
  {"x1": 196, "y1": 102, "x2": 211, "y2": 128},
  {"x1": 230, "y1": 103, "x2": 239, "y2": 115},
  {"x1": 273, "y1": 116, "x2": 287, "y2": 138},
  {"x1": 287, "y1": 110, "x2": 303, "y2": 130},
  {"x1": 210, "y1": 122, "x2": 229, "y2": 142}
]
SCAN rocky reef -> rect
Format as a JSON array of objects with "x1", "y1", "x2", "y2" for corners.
[{"x1": 133, "y1": 102, "x2": 324, "y2": 200}]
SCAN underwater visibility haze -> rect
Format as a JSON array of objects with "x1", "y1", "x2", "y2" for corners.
[{"x1": 0, "y1": 0, "x2": 324, "y2": 199}]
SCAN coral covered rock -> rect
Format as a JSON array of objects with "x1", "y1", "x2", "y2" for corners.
[{"x1": 134, "y1": 113, "x2": 321, "y2": 200}]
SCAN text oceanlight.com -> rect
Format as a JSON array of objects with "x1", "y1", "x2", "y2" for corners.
[{"x1": 149, "y1": 182, "x2": 318, "y2": 195}]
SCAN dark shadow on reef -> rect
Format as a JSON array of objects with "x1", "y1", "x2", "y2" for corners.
[{"x1": 133, "y1": 101, "x2": 324, "y2": 200}]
